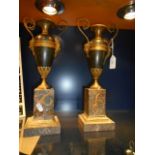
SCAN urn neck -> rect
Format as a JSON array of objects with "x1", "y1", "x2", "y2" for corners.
[
  {"x1": 42, "y1": 23, "x2": 49, "y2": 35},
  {"x1": 95, "y1": 28, "x2": 102, "y2": 39},
  {"x1": 90, "y1": 68, "x2": 103, "y2": 89},
  {"x1": 37, "y1": 19, "x2": 54, "y2": 35},
  {"x1": 91, "y1": 25, "x2": 107, "y2": 40}
]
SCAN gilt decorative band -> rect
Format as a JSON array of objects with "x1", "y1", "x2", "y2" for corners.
[
  {"x1": 84, "y1": 42, "x2": 109, "y2": 52},
  {"x1": 37, "y1": 66, "x2": 51, "y2": 79},
  {"x1": 34, "y1": 40, "x2": 55, "y2": 48},
  {"x1": 90, "y1": 68, "x2": 102, "y2": 80}
]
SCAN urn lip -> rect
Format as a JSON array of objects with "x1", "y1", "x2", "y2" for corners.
[
  {"x1": 36, "y1": 18, "x2": 55, "y2": 29},
  {"x1": 91, "y1": 24, "x2": 108, "y2": 31}
]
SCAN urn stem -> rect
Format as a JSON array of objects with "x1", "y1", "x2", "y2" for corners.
[
  {"x1": 95, "y1": 28, "x2": 102, "y2": 39},
  {"x1": 37, "y1": 67, "x2": 51, "y2": 89},
  {"x1": 37, "y1": 78, "x2": 49, "y2": 89},
  {"x1": 42, "y1": 24, "x2": 49, "y2": 35},
  {"x1": 90, "y1": 68, "x2": 103, "y2": 89}
]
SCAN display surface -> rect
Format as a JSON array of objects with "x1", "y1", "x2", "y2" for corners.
[{"x1": 20, "y1": 111, "x2": 134, "y2": 155}]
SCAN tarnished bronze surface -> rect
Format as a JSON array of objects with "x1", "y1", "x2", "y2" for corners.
[
  {"x1": 79, "y1": 88, "x2": 115, "y2": 132},
  {"x1": 24, "y1": 116, "x2": 61, "y2": 136},
  {"x1": 37, "y1": 67, "x2": 51, "y2": 89},
  {"x1": 33, "y1": 88, "x2": 54, "y2": 119}
]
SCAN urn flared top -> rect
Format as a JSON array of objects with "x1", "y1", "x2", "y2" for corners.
[
  {"x1": 83, "y1": 24, "x2": 111, "y2": 70},
  {"x1": 34, "y1": 19, "x2": 55, "y2": 47},
  {"x1": 84, "y1": 24, "x2": 109, "y2": 53}
]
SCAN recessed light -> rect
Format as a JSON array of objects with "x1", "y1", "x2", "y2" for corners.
[
  {"x1": 117, "y1": 1, "x2": 135, "y2": 20},
  {"x1": 35, "y1": 0, "x2": 64, "y2": 16},
  {"x1": 42, "y1": 4, "x2": 58, "y2": 15}
]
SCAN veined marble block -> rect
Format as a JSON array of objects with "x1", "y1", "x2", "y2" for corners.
[
  {"x1": 33, "y1": 88, "x2": 54, "y2": 120},
  {"x1": 78, "y1": 88, "x2": 115, "y2": 132},
  {"x1": 24, "y1": 88, "x2": 61, "y2": 136}
]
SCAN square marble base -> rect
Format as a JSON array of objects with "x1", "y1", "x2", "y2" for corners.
[
  {"x1": 78, "y1": 113, "x2": 115, "y2": 132},
  {"x1": 24, "y1": 116, "x2": 61, "y2": 137}
]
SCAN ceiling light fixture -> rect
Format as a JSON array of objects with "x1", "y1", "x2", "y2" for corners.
[
  {"x1": 117, "y1": 1, "x2": 135, "y2": 20},
  {"x1": 35, "y1": 0, "x2": 64, "y2": 15}
]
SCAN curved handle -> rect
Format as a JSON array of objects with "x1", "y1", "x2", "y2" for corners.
[
  {"x1": 23, "y1": 17, "x2": 36, "y2": 38},
  {"x1": 108, "y1": 26, "x2": 119, "y2": 47},
  {"x1": 106, "y1": 26, "x2": 119, "y2": 64},
  {"x1": 77, "y1": 18, "x2": 90, "y2": 43},
  {"x1": 53, "y1": 36, "x2": 61, "y2": 57},
  {"x1": 23, "y1": 18, "x2": 36, "y2": 56},
  {"x1": 56, "y1": 20, "x2": 68, "y2": 36}
]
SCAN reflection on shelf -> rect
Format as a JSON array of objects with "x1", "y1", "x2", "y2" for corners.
[
  {"x1": 32, "y1": 135, "x2": 61, "y2": 155},
  {"x1": 70, "y1": 131, "x2": 115, "y2": 155}
]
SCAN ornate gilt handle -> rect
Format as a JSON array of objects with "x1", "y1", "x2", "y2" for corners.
[
  {"x1": 23, "y1": 18, "x2": 36, "y2": 56},
  {"x1": 103, "y1": 26, "x2": 119, "y2": 64},
  {"x1": 77, "y1": 18, "x2": 90, "y2": 57},
  {"x1": 77, "y1": 18, "x2": 90, "y2": 42},
  {"x1": 109, "y1": 28, "x2": 119, "y2": 45}
]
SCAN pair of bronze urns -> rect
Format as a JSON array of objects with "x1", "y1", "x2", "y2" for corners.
[
  {"x1": 23, "y1": 19, "x2": 116, "y2": 134},
  {"x1": 24, "y1": 19, "x2": 114, "y2": 90}
]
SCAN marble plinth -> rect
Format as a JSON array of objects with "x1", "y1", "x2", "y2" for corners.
[
  {"x1": 24, "y1": 116, "x2": 61, "y2": 137},
  {"x1": 78, "y1": 113, "x2": 115, "y2": 132},
  {"x1": 33, "y1": 88, "x2": 54, "y2": 119},
  {"x1": 79, "y1": 88, "x2": 115, "y2": 132}
]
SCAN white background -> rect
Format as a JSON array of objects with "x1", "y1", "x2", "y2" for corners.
[{"x1": 0, "y1": 0, "x2": 155, "y2": 154}]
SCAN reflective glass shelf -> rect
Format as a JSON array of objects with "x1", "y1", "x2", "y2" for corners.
[{"x1": 20, "y1": 111, "x2": 135, "y2": 155}]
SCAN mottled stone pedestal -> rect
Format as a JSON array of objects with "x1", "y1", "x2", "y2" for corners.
[
  {"x1": 24, "y1": 88, "x2": 61, "y2": 136},
  {"x1": 78, "y1": 88, "x2": 115, "y2": 132},
  {"x1": 24, "y1": 116, "x2": 61, "y2": 136},
  {"x1": 78, "y1": 113, "x2": 115, "y2": 132}
]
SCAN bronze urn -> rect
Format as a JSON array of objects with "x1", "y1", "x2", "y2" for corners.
[
  {"x1": 25, "y1": 19, "x2": 61, "y2": 89},
  {"x1": 83, "y1": 24, "x2": 112, "y2": 89}
]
